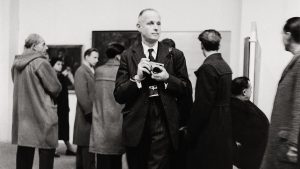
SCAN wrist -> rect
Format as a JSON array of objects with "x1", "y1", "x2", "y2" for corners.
[{"x1": 134, "y1": 74, "x2": 145, "y2": 82}]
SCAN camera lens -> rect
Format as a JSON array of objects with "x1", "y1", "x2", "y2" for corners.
[{"x1": 152, "y1": 67, "x2": 162, "y2": 73}]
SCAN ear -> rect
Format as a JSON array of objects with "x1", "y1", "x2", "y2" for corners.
[
  {"x1": 136, "y1": 23, "x2": 141, "y2": 29},
  {"x1": 242, "y1": 89, "x2": 247, "y2": 96}
]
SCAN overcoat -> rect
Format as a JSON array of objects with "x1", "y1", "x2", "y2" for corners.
[
  {"x1": 231, "y1": 97, "x2": 269, "y2": 169},
  {"x1": 186, "y1": 53, "x2": 233, "y2": 169},
  {"x1": 11, "y1": 50, "x2": 61, "y2": 148},
  {"x1": 56, "y1": 73, "x2": 71, "y2": 140},
  {"x1": 89, "y1": 58, "x2": 124, "y2": 154},
  {"x1": 261, "y1": 53, "x2": 300, "y2": 169},
  {"x1": 73, "y1": 64, "x2": 95, "y2": 146},
  {"x1": 114, "y1": 41, "x2": 190, "y2": 149}
]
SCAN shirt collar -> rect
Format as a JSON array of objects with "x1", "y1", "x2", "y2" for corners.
[{"x1": 141, "y1": 41, "x2": 158, "y2": 59}]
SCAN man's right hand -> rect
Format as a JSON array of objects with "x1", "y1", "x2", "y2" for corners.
[{"x1": 136, "y1": 58, "x2": 151, "y2": 81}]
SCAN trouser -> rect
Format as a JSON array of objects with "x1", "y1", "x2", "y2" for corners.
[
  {"x1": 96, "y1": 154, "x2": 122, "y2": 169},
  {"x1": 16, "y1": 145, "x2": 55, "y2": 169},
  {"x1": 76, "y1": 146, "x2": 95, "y2": 169},
  {"x1": 126, "y1": 98, "x2": 171, "y2": 169}
]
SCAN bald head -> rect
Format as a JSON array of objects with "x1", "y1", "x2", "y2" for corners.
[
  {"x1": 137, "y1": 9, "x2": 161, "y2": 45},
  {"x1": 24, "y1": 33, "x2": 44, "y2": 49}
]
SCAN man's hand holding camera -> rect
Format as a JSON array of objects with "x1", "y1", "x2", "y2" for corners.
[{"x1": 135, "y1": 58, "x2": 169, "y2": 82}]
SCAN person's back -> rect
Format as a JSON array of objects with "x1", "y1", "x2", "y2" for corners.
[
  {"x1": 186, "y1": 29, "x2": 233, "y2": 169},
  {"x1": 12, "y1": 33, "x2": 61, "y2": 169}
]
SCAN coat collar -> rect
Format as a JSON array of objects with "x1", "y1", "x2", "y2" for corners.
[
  {"x1": 203, "y1": 53, "x2": 222, "y2": 64},
  {"x1": 81, "y1": 63, "x2": 94, "y2": 79},
  {"x1": 279, "y1": 53, "x2": 300, "y2": 83},
  {"x1": 195, "y1": 53, "x2": 223, "y2": 75}
]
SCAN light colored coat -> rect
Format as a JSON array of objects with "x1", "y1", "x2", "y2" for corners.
[
  {"x1": 11, "y1": 50, "x2": 62, "y2": 148},
  {"x1": 73, "y1": 64, "x2": 95, "y2": 146},
  {"x1": 261, "y1": 53, "x2": 300, "y2": 169},
  {"x1": 90, "y1": 58, "x2": 124, "y2": 154}
]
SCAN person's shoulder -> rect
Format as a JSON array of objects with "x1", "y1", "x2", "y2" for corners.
[{"x1": 171, "y1": 48, "x2": 184, "y2": 56}]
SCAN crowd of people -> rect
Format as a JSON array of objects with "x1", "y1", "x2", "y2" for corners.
[{"x1": 11, "y1": 7, "x2": 300, "y2": 169}]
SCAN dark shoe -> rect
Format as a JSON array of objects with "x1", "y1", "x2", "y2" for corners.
[
  {"x1": 65, "y1": 149, "x2": 76, "y2": 156},
  {"x1": 54, "y1": 152, "x2": 60, "y2": 158}
]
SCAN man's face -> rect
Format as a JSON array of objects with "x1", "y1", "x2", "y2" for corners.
[
  {"x1": 33, "y1": 39, "x2": 48, "y2": 54},
  {"x1": 244, "y1": 82, "x2": 252, "y2": 100},
  {"x1": 86, "y1": 51, "x2": 99, "y2": 67},
  {"x1": 137, "y1": 10, "x2": 161, "y2": 44},
  {"x1": 282, "y1": 31, "x2": 291, "y2": 51}
]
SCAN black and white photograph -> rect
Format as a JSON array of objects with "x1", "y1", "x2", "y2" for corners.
[{"x1": 1, "y1": 0, "x2": 300, "y2": 169}]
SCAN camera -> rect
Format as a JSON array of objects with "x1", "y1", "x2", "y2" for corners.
[{"x1": 150, "y1": 61, "x2": 164, "y2": 74}]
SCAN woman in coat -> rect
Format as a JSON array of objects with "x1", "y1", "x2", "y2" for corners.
[
  {"x1": 261, "y1": 17, "x2": 300, "y2": 169},
  {"x1": 50, "y1": 56, "x2": 76, "y2": 157},
  {"x1": 89, "y1": 43, "x2": 125, "y2": 169}
]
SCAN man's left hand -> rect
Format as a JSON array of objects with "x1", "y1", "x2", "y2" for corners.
[{"x1": 151, "y1": 65, "x2": 169, "y2": 81}]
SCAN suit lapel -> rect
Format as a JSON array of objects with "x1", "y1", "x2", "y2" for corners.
[
  {"x1": 279, "y1": 54, "x2": 300, "y2": 83},
  {"x1": 131, "y1": 42, "x2": 146, "y2": 66},
  {"x1": 156, "y1": 42, "x2": 170, "y2": 66}
]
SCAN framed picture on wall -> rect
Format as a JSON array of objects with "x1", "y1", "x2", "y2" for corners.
[
  {"x1": 92, "y1": 30, "x2": 139, "y2": 64},
  {"x1": 47, "y1": 45, "x2": 83, "y2": 90}
]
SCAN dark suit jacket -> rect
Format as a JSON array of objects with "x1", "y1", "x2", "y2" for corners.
[
  {"x1": 73, "y1": 64, "x2": 95, "y2": 146},
  {"x1": 231, "y1": 97, "x2": 269, "y2": 169},
  {"x1": 187, "y1": 53, "x2": 233, "y2": 169},
  {"x1": 114, "y1": 41, "x2": 190, "y2": 149}
]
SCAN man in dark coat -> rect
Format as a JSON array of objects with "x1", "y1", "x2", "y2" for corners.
[
  {"x1": 230, "y1": 76, "x2": 269, "y2": 169},
  {"x1": 186, "y1": 29, "x2": 233, "y2": 169},
  {"x1": 161, "y1": 38, "x2": 193, "y2": 169},
  {"x1": 114, "y1": 8, "x2": 190, "y2": 169},
  {"x1": 73, "y1": 48, "x2": 99, "y2": 169}
]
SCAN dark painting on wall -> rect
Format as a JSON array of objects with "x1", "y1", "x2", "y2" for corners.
[
  {"x1": 47, "y1": 45, "x2": 83, "y2": 90},
  {"x1": 92, "y1": 31, "x2": 139, "y2": 65}
]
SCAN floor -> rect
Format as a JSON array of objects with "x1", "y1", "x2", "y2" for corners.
[
  {"x1": 0, "y1": 141, "x2": 129, "y2": 169},
  {"x1": 1, "y1": 142, "x2": 237, "y2": 169},
  {"x1": 0, "y1": 142, "x2": 76, "y2": 169}
]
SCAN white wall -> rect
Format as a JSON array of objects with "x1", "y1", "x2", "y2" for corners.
[
  {"x1": 2, "y1": 0, "x2": 242, "y2": 141},
  {"x1": 240, "y1": 0, "x2": 300, "y2": 118},
  {"x1": 0, "y1": 0, "x2": 19, "y2": 142}
]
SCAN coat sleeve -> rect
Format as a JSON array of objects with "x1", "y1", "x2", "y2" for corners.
[
  {"x1": 187, "y1": 64, "x2": 218, "y2": 143},
  {"x1": 166, "y1": 50, "x2": 190, "y2": 97},
  {"x1": 74, "y1": 69, "x2": 93, "y2": 115},
  {"x1": 36, "y1": 60, "x2": 62, "y2": 98},
  {"x1": 288, "y1": 61, "x2": 300, "y2": 145},
  {"x1": 114, "y1": 52, "x2": 141, "y2": 104}
]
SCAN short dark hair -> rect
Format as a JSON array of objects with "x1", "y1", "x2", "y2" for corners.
[
  {"x1": 198, "y1": 29, "x2": 221, "y2": 51},
  {"x1": 283, "y1": 17, "x2": 300, "y2": 43},
  {"x1": 231, "y1": 76, "x2": 250, "y2": 96},
  {"x1": 50, "y1": 56, "x2": 63, "y2": 67},
  {"x1": 84, "y1": 48, "x2": 98, "y2": 58},
  {"x1": 106, "y1": 42, "x2": 125, "y2": 59},
  {"x1": 161, "y1": 38, "x2": 176, "y2": 48}
]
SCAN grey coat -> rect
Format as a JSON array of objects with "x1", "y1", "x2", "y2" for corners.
[
  {"x1": 89, "y1": 58, "x2": 124, "y2": 154},
  {"x1": 261, "y1": 53, "x2": 300, "y2": 169},
  {"x1": 73, "y1": 64, "x2": 95, "y2": 146},
  {"x1": 11, "y1": 50, "x2": 61, "y2": 148}
]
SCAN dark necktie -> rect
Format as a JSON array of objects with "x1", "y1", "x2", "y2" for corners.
[{"x1": 148, "y1": 48, "x2": 155, "y2": 61}]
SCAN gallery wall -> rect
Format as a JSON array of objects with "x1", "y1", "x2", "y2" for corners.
[
  {"x1": 0, "y1": 0, "x2": 242, "y2": 141},
  {"x1": 240, "y1": 0, "x2": 300, "y2": 118}
]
